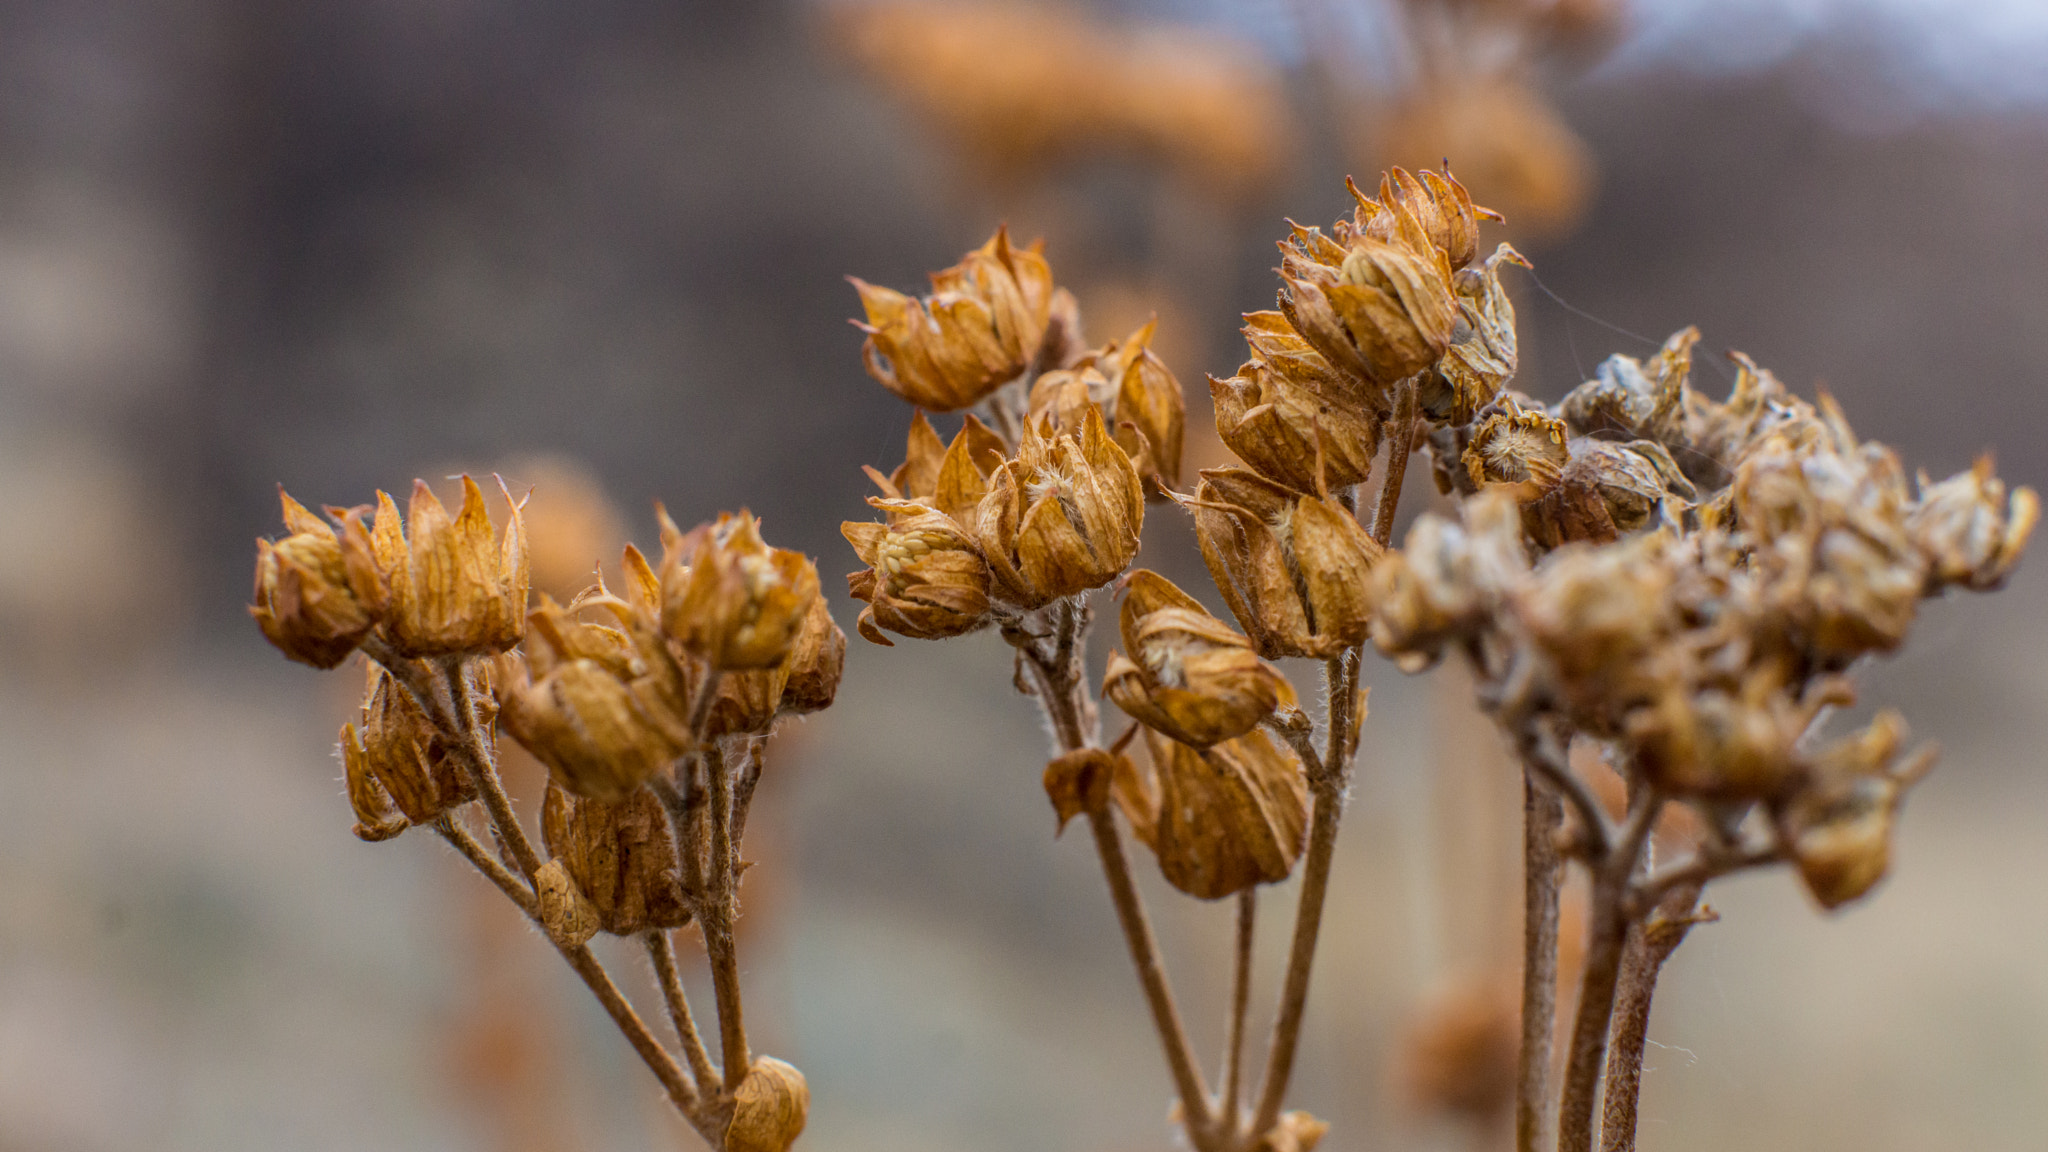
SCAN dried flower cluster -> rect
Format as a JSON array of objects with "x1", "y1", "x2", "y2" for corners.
[{"x1": 255, "y1": 478, "x2": 842, "y2": 1151}]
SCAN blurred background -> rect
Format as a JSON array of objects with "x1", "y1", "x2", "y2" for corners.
[{"x1": 3, "y1": 0, "x2": 2047, "y2": 1148}]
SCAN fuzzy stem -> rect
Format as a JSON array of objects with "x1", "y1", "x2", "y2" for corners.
[
  {"x1": 701, "y1": 742, "x2": 751, "y2": 1092},
  {"x1": 1221, "y1": 888, "x2": 1257, "y2": 1136},
  {"x1": 1371, "y1": 379, "x2": 1419, "y2": 546},
  {"x1": 1557, "y1": 788, "x2": 1662, "y2": 1152},
  {"x1": 1086, "y1": 803, "x2": 1216, "y2": 1139},
  {"x1": 434, "y1": 815, "x2": 536, "y2": 916},
  {"x1": 438, "y1": 656, "x2": 544, "y2": 881},
  {"x1": 1249, "y1": 772, "x2": 1342, "y2": 1139},
  {"x1": 648, "y1": 930, "x2": 723, "y2": 1098},
  {"x1": 1600, "y1": 885, "x2": 1704, "y2": 1152},
  {"x1": 1517, "y1": 772, "x2": 1565, "y2": 1152},
  {"x1": 556, "y1": 940, "x2": 702, "y2": 1122}
]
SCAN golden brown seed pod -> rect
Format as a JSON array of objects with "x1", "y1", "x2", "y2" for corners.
[
  {"x1": 1560, "y1": 327, "x2": 1699, "y2": 445},
  {"x1": 1240, "y1": 310, "x2": 1380, "y2": 413},
  {"x1": 1102, "y1": 570, "x2": 1297, "y2": 748},
  {"x1": 251, "y1": 489, "x2": 387, "y2": 668},
  {"x1": 371, "y1": 475, "x2": 530, "y2": 658},
  {"x1": 975, "y1": 407, "x2": 1143, "y2": 607},
  {"x1": 1515, "y1": 535, "x2": 1675, "y2": 707},
  {"x1": 354, "y1": 667, "x2": 479, "y2": 826},
  {"x1": 498, "y1": 648, "x2": 687, "y2": 803},
  {"x1": 340, "y1": 723, "x2": 406, "y2": 842},
  {"x1": 1424, "y1": 243, "x2": 1528, "y2": 425},
  {"x1": 1775, "y1": 713, "x2": 1934, "y2": 910},
  {"x1": 778, "y1": 593, "x2": 846, "y2": 715},
  {"x1": 1520, "y1": 438, "x2": 1697, "y2": 551},
  {"x1": 1210, "y1": 359, "x2": 1381, "y2": 495},
  {"x1": 1182, "y1": 469, "x2": 1384, "y2": 660},
  {"x1": 725, "y1": 1056, "x2": 810, "y2": 1152},
  {"x1": 849, "y1": 225, "x2": 1056, "y2": 411},
  {"x1": 1280, "y1": 225, "x2": 1458, "y2": 397},
  {"x1": 844, "y1": 502, "x2": 993, "y2": 645},
  {"x1": 1367, "y1": 490, "x2": 1528, "y2": 671},
  {"x1": 540, "y1": 781, "x2": 692, "y2": 935},
  {"x1": 1627, "y1": 668, "x2": 1816, "y2": 800},
  {"x1": 1122, "y1": 727, "x2": 1309, "y2": 900},
  {"x1": 1909, "y1": 456, "x2": 2038, "y2": 592},
  {"x1": 664, "y1": 511, "x2": 822, "y2": 671},
  {"x1": 1463, "y1": 404, "x2": 1570, "y2": 490},
  {"x1": 1093, "y1": 318, "x2": 1186, "y2": 496},
  {"x1": 1370, "y1": 166, "x2": 1494, "y2": 272}
]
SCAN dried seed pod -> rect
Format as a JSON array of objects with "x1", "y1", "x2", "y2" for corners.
[
  {"x1": 372, "y1": 475, "x2": 530, "y2": 657},
  {"x1": 1464, "y1": 404, "x2": 1570, "y2": 489},
  {"x1": 1102, "y1": 570, "x2": 1297, "y2": 748},
  {"x1": 1368, "y1": 490, "x2": 1528, "y2": 671},
  {"x1": 1210, "y1": 359, "x2": 1381, "y2": 494},
  {"x1": 778, "y1": 593, "x2": 847, "y2": 715},
  {"x1": 1183, "y1": 469, "x2": 1384, "y2": 660},
  {"x1": 540, "y1": 781, "x2": 692, "y2": 935},
  {"x1": 1240, "y1": 310, "x2": 1380, "y2": 413},
  {"x1": 1909, "y1": 456, "x2": 2038, "y2": 592},
  {"x1": 252, "y1": 488, "x2": 387, "y2": 668},
  {"x1": 1093, "y1": 318, "x2": 1186, "y2": 496},
  {"x1": 1514, "y1": 534, "x2": 1676, "y2": 726},
  {"x1": 1775, "y1": 713, "x2": 1934, "y2": 909},
  {"x1": 1280, "y1": 228, "x2": 1458, "y2": 397},
  {"x1": 1370, "y1": 166, "x2": 1495, "y2": 272},
  {"x1": 1559, "y1": 327, "x2": 1699, "y2": 446},
  {"x1": 849, "y1": 225, "x2": 1056, "y2": 411},
  {"x1": 843, "y1": 502, "x2": 993, "y2": 644},
  {"x1": 664, "y1": 511, "x2": 822, "y2": 671},
  {"x1": 347, "y1": 667, "x2": 479, "y2": 830},
  {"x1": 868, "y1": 411, "x2": 1008, "y2": 525},
  {"x1": 1250, "y1": 1111, "x2": 1330, "y2": 1152},
  {"x1": 1627, "y1": 667, "x2": 1816, "y2": 800},
  {"x1": 340, "y1": 723, "x2": 407, "y2": 842},
  {"x1": 975, "y1": 407, "x2": 1143, "y2": 607},
  {"x1": 1041, "y1": 745, "x2": 1156, "y2": 834},
  {"x1": 1422, "y1": 243, "x2": 1527, "y2": 425},
  {"x1": 499, "y1": 640, "x2": 688, "y2": 802},
  {"x1": 1126, "y1": 727, "x2": 1309, "y2": 900},
  {"x1": 534, "y1": 858, "x2": 602, "y2": 948},
  {"x1": 725, "y1": 1056, "x2": 809, "y2": 1152}
]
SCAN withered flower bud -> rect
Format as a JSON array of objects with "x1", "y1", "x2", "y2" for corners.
[
  {"x1": 843, "y1": 501, "x2": 992, "y2": 644},
  {"x1": 778, "y1": 592, "x2": 846, "y2": 715},
  {"x1": 665, "y1": 511, "x2": 822, "y2": 671},
  {"x1": 1240, "y1": 310, "x2": 1379, "y2": 413},
  {"x1": 1042, "y1": 746, "x2": 1155, "y2": 833},
  {"x1": 1279, "y1": 223, "x2": 1458, "y2": 397},
  {"x1": 1517, "y1": 438, "x2": 1698, "y2": 550},
  {"x1": 1514, "y1": 534, "x2": 1675, "y2": 721},
  {"x1": 849, "y1": 226, "x2": 1056, "y2": 411},
  {"x1": 1093, "y1": 318, "x2": 1186, "y2": 496},
  {"x1": 1628, "y1": 667, "x2": 1824, "y2": 800},
  {"x1": 867, "y1": 411, "x2": 1008, "y2": 525},
  {"x1": 1559, "y1": 327, "x2": 1699, "y2": 445},
  {"x1": 1210, "y1": 358, "x2": 1381, "y2": 494},
  {"x1": 1102, "y1": 570, "x2": 1298, "y2": 748},
  {"x1": 342, "y1": 726, "x2": 406, "y2": 842},
  {"x1": 340, "y1": 669, "x2": 478, "y2": 840},
  {"x1": 1183, "y1": 469, "x2": 1385, "y2": 660},
  {"x1": 726, "y1": 1056, "x2": 810, "y2": 1152},
  {"x1": 1909, "y1": 456, "x2": 2038, "y2": 591},
  {"x1": 975, "y1": 407, "x2": 1143, "y2": 607},
  {"x1": 1123, "y1": 727, "x2": 1309, "y2": 900},
  {"x1": 253, "y1": 488, "x2": 387, "y2": 668},
  {"x1": 1776, "y1": 712, "x2": 1934, "y2": 909},
  {"x1": 372, "y1": 475, "x2": 530, "y2": 657},
  {"x1": 1369, "y1": 490, "x2": 1528, "y2": 671},
  {"x1": 1423, "y1": 243, "x2": 1528, "y2": 424},
  {"x1": 540, "y1": 781, "x2": 692, "y2": 934},
  {"x1": 498, "y1": 604, "x2": 689, "y2": 802},
  {"x1": 1367, "y1": 166, "x2": 1497, "y2": 272},
  {"x1": 1463, "y1": 405, "x2": 1570, "y2": 490}
]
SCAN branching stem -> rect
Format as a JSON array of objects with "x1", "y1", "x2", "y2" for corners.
[
  {"x1": 648, "y1": 930, "x2": 723, "y2": 1098},
  {"x1": 701, "y1": 741, "x2": 751, "y2": 1092}
]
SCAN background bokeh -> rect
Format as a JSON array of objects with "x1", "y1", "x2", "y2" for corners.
[{"x1": 3, "y1": 1, "x2": 2046, "y2": 1149}]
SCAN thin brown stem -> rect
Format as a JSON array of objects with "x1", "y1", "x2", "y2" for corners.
[
  {"x1": 438, "y1": 657, "x2": 545, "y2": 881},
  {"x1": 434, "y1": 815, "x2": 536, "y2": 916},
  {"x1": 687, "y1": 668, "x2": 724, "y2": 737},
  {"x1": 556, "y1": 940, "x2": 702, "y2": 1121},
  {"x1": 1221, "y1": 888, "x2": 1257, "y2": 1135},
  {"x1": 701, "y1": 742, "x2": 751, "y2": 1092},
  {"x1": 647, "y1": 930, "x2": 722, "y2": 1098},
  {"x1": 1371, "y1": 379, "x2": 1419, "y2": 546},
  {"x1": 1517, "y1": 773, "x2": 1565, "y2": 1152},
  {"x1": 1557, "y1": 787, "x2": 1663, "y2": 1152},
  {"x1": 1249, "y1": 773, "x2": 1342, "y2": 1140},
  {"x1": 1601, "y1": 885, "x2": 1708, "y2": 1152},
  {"x1": 1086, "y1": 804, "x2": 1215, "y2": 1138}
]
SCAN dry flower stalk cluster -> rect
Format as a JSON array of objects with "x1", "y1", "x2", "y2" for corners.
[{"x1": 257, "y1": 156, "x2": 2033, "y2": 1150}]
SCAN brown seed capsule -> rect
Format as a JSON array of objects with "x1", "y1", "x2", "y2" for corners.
[
  {"x1": 843, "y1": 502, "x2": 993, "y2": 644},
  {"x1": 1093, "y1": 318, "x2": 1186, "y2": 496},
  {"x1": 1184, "y1": 469, "x2": 1385, "y2": 659},
  {"x1": 1628, "y1": 667, "x2": 1818, "y2": 800},
  {"x1": 340, "y1": 724, "x2": 406, "y2": 842},
  {"x1": 1280, "y1": 224, "x2": 1458, "y2": 397},
  {"x1": 1240, "y1": 310, "x2": 1380, "y2": 414},
  {"x1": 252, "y1": 489, "x2": 387, "y2": 668},
  {"x1": 1559, "y1": 327, "x2": 1699, "y2": 446},
  {"x1": 1369, "y1": 166, "x2": 1494, "y2": 272},
  {"x1": 1210, "y1": 358, "x2": 1381, "y2": 495},
  {"x1": 1514, "y1": 534, "x2": 1675, "y2": 721},
  {"x1": 778, "y1": 592, "x2": 846, "y2": 715},
  {"x1": 1368, "y1": 490, "x2": 1528, "y2": 671},
  {"x1": 1102, "y1": 570, "x2": 1298, "y2": 748},
  {"x1": 498, "y1": 627, "x2": 688, "y2": 803},
  {"x1": 1123, "y1": 727, "x2": 1309, "y2": 900},
  {"x1": 725, "y1": 1056, "x2": 809, "y2": 1152},
  {"x1": 1423, "y1": 243, "x2": 1528, "y2": 424},
  {"x1": 352, "y1": 666, "x2": 480, "y2": 827},
  {"x1": 664, "y1": 511, "x2": 822, "y2": 671},
  {"x1": 540, "y1": 781, "x2": 692, "y2": 934},
  {"x1": 534, "y1": 858, "x2": 602, "y2": 948},
  {"x1": 849, "y1": 225, "x2": 1056, "y2": 411},
  {"x1": 1775, "y1": 712, "x2": 1934, "y2": 909},
  {"x1": 975, "y1": 407, "x2": 1143, "y2": 607},
  {"x1": 1464, "y1": 404, "x2": 1570, "y2": 490},
  {"x1": 1909, "y1": 456, "x2": 2038, "y2": 592},
  {"x1": 372, "y1": 475, "x2": 530, "y2": 658}
]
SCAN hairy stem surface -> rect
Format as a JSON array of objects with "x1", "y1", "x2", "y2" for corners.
[
  {"x1": 1600, "y1": 885, "x2": 1704, "y2": 1152},
  {"x1": 1518, "y1": 773, "x2": 1564, "y2": 1152},
  {"x1": 648, "y1": 930, "x2": 722, "y2": 1098}
]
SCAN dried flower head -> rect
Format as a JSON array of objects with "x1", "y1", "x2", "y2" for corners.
[
  {"x1": 664, "y1": 511, "x2": 822, "y2": 671},
  {"x1": 1560, "y1": 327, "x2": 1698, "y2": 446},
  {"x1": 339, "y1": 667, "x2": 479, "y2": 841},
  {"x1": 1422, "y1": 243, "x2": 1528, "y2": 424},
  {"x1": 868, "y1": 411, "x2": 1009, "y2": 525},
  {"x1": 1210, "y1": 357, "x2": 1382, "y2": 495},
  {"x1": 1775, "y1": 713, "x2": 1936, "y2": 909},
  {"x1": 252, "y1": 488, "x2": 387, "y2": 668},
  {"x1": 1123, "y1": 727, "x2": 1309, "y2": 899},
  {"x1": 372, "y1": 476, "x2": 530, "y2": 657},
  {"x1": 849, "y1": 226, "x2": 1056, "y2": 411},
  {"x1": 1909, "y1": 456, "x2": 2039, "y2": 592},
  {"x1": 540, "y1": 781, "x2": 692, "y2": 935},
  {"x1": 1278, "y1": 213, "x2": 1458, "y2": 400},
  {"x1": 1184, "y1": 468, "x2": 1386, "y2": 660},
  {"x1": 778, "y1": 592, "x2": 848, "y2": 715},
  {"x1": 975, "y1": 407, "x2": 1143, "y2": 607},
  {"x1": 844, "y1": 501, "x2": 993, "y2": 644},
  {"x1": 1368, "y1": 489, "x2": 1528, "y2": 670},
  {"x1": 1102, "y1": 570, "x2": 1298, "y2": 748},
  {"x1": 1464, "y1": 403, "x2": 1570, "y2": 489}
]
